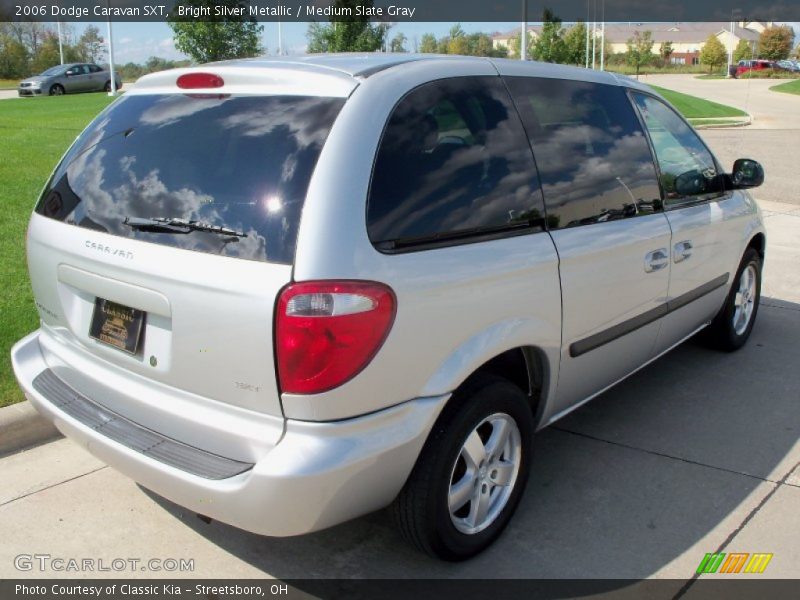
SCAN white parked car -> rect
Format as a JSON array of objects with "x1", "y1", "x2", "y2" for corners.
[{"x1": 12, "y1": 55, "x2": 766, "y2": 560}]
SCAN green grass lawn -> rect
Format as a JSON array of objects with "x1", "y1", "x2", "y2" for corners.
[
  {"x1": 0, "y1": 94, "x2": 115, "y2": 407},
  {"x1": 648, "y1": 85, "x2": 748, "y2": 118},
  {"x1": 770, "y1": 79, "x2": 800, "y2": 95}
]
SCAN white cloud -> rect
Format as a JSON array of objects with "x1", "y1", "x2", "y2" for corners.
[{"x1": 113, "y1": 35, "x2": 186, "y2": 64}]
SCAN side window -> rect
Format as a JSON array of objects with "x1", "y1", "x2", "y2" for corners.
[
  {"x1": 505, "y1": 77, "x2": 662, "y2": 229},
  {"x1": 631, "y1": 93, "x2": 723, "y2": 207},
  {"x1": 89, "y1": 64, "x2": 102, "y2": 73},
  {"x1": 79, "y1": 65, "x2": 91, "y2": 75},
  {"x1": 367, "y1": 76, "x2": 545, "y2": 250}
]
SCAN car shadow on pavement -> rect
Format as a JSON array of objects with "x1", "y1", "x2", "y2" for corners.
[{"x1": 143, "y1": 296, "x2": 799, "y2": 581}]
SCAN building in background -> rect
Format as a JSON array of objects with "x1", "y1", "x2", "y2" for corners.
[{"x1": 492, "y1": 21, "x2": 769, "y2": 64}]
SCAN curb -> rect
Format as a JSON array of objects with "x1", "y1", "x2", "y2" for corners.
[{"x1": 0, "y1": 400, "x2": 62, "y2": 456}]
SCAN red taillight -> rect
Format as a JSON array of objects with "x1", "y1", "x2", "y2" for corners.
[
  {"x1": 176, "y1": 72, "x2": 224, "y2": 89},
  {"x1": 276, "y1": 281, "x2": 396, "y2": 395}
]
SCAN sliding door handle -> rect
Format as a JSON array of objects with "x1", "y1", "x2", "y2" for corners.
[
  {"x1": 674, "y1": 240, "x2": 693, "y2": 263},
  {"x1": 645, "y1": 248, "x2": 669, "y2": 273}
]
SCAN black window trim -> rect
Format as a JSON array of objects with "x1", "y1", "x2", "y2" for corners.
[
  {"x1": 626, "y1": 88, "x2": 730, "y2": 212},
  {"x1": 365, "y1": 74, "x2": 547, "y2": 255}
]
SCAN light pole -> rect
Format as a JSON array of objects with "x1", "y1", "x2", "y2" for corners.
[
  {"x1": 106, "y1": 0, "x2": 117, "y2": 96},
  {"x1": 585, "y1": 0, "x2": 590, "y2": 68},
  {"x1": 600, "y1": 14, "x2": 605, "y2": 71},
  {"x1": 520, "y1": 0, "x2": 527, "y2": 61},
  {"x1": 56, "y1": 21, "x2": 64, "y2": 65},
  {"x1": 727, "y1": 21, "x2": 735, "y2": 77}
]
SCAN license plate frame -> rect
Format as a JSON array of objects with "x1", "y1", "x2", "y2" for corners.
[{"x1": 89, "y1": 298, "x2": 145, "y2": 355}]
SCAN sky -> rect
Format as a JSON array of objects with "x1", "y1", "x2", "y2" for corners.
[
  {"x1": 60, "y1": 21, "x2": 800, "y2": 65},
  {"x1": 67, "y1": 22, "x2": 520, "y2": 63}
]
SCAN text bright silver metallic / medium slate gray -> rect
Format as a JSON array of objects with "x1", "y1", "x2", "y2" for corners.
[{"x1": 11, "y1": 54, "x2": 766, "y2": 560}]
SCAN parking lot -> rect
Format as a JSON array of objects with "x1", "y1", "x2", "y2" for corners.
[{"x1": 0, "y1": 73, "x2": 798, "y2": 584}]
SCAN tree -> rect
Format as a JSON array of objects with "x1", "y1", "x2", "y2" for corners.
[
  {"x1": 563, "y1": 22, "x2": 587, "y2": 66},
  {"x1": 758, "y1": 25, "x2": 795, "y2": 60},
  {"x1": 733, "y1": 38, "x2": 753, "y2": 63},
  {"x1": 508, "y1": 29, "x2": 535, "y2": 60},
  {"x1": 626, "y1": 30, "x2": 654, "y2": 79},
  {"x1": 660, "y1": 40, "x2": 673, "y2": 66},
  {"x1": 168, "y1": 0, "x2": 263, "y2": 63},
  {"x1": 700, "y1": 34, "x2": 727, "y2": 74},
  {"x1": 446, "y1": 23, "x2": 468, "y2": 55},
  {"x1": 531, "y1": 8, "x2": 566, "y2": 63},
  {"x1": 795, "y1": 43, "x2": 800, "y2": 59},
  {"x1": 306, "y1": 1, "x2": 388, "y2": 53},
  {"x1": 389, "y1": 32, "x2": 407, "y2": 53},
  {"x1": 0, "y1": 28, "x2": 29, "y2": 79},
  {"x1": 30, "y1": 32, "x2": 80, "y2": 74},
  {"x1": 467, "y1": 33, "x2": 506, "y2": 58},
  {"x1": 419, "y1": 33, "x2": 437, "y2": 53},
  {"x1": 78, "y1": 25, "x2": 105, "y2": 63}
]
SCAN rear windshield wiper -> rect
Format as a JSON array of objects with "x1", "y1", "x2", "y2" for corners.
[{"x1": 123, "y1": 217, "x2": 247, "y2": 238}]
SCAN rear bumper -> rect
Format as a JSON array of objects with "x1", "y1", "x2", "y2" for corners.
[{"x1": 11, "y1": 329, "x2": 447, "y2": 536}]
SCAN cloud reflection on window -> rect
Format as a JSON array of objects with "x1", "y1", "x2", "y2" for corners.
[{"x1": 35, "y1": 94, "x2": 345, "y2": 264}]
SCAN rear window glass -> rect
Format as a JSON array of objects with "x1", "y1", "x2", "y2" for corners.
[{"x1": 36, "y1": 94, "x2": 345, "y2": 264}]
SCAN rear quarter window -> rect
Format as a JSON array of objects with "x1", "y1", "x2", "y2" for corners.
[
  {"x1": 37, "y1": 94, "x2": 345, "y2": 264},
  {"x1": 367, "y1": 76, "x2": 545, "y2": 251}
]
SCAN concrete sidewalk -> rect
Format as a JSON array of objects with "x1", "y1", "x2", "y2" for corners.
[{"x1": 1, "y1": 201, "x2": 797, "y2": 583}]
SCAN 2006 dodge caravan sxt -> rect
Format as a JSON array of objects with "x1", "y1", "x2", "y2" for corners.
[{"x1": 12, "y1": 54, "x2": 766, "y2": 560}]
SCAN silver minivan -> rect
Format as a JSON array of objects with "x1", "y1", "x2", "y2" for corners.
[{"x1": 12, "y1": 54, "x2": 766, "y2": 560}]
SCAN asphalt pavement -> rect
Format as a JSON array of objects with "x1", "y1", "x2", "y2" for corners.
[{"x1": 0, "y1": 72, "x2": 797, "y2": 585}]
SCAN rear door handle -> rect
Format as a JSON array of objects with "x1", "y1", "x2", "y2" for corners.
[
  {"x1": 644, "y1": 248, "x2": 669, "y2": 273},
  {"x1": 673, "y1": 240, "x2": 693, "y2": 263}
]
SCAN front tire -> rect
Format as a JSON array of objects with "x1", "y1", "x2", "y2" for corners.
[
  {"x1": 705, "y1": 248, "x2": 762, "y2": 351},
  {"x1": 49, "y1": 84, "x2": 64, "y2": 96},
  {"x1": 390, "y1": 374, "x2": 533, "y2": 560}
]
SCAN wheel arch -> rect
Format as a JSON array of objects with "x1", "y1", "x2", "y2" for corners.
[
  {"x1": 420, "y1": 322, "x2": 559, "y2": 431},
  {"x1": 747, "y1": 232, "x2": 766, "y2": 261}
]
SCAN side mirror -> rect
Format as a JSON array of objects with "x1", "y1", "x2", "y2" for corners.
[
  {"x1": 731, "y1": 158, "x2": 764, "y2": 189},
  {"x1": 674, "y1": 169, "x2": 708, "y2": 196},
  {"x1": 65, "y1": 70, "x2": 74, "y2": 77}
]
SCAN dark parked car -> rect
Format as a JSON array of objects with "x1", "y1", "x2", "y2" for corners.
[
  {"x1": 776, "y1": 60, "x2": 800, "y2": 73},
  {"x1": 18, "y1": 63, "x2": 122, "y2": 97}
]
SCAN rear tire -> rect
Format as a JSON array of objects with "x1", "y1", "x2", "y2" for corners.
[
  {"x1": 49, "y1": 84, "x2": 64, "y2": 96},
  {"x1": 104, "y1": 81, "x2": 111, "y2": 92},
  {"x1": 704, "y1": 248, "x2": 762, "y2": 351},
  {"x1": 390, "y1": 374, "x2": 533, "y2": 561}
]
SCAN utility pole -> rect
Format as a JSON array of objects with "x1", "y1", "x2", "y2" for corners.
[
  {"x1": 56, "y1": 21, "x2": 64, "y2": 65},
  {"x1": 600, "y1": 14, "x2": 605, "y2": 70},
  {"x1": 727, "y1": 21, "x2": 734, "y2": 77},
  {"x1": 521, "y1": 0, "x2": 527, "y2": 61},
  {"x1": 585, "y1": 0, "x2": 590, "y2": 68},
  {"x1": 106, "y1": 0, "x2": 117, "y2": 96}
]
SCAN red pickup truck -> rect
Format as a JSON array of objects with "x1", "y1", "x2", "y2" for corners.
[{"x1": 735, "y1": 60, "x2": 775, "y2": 77}]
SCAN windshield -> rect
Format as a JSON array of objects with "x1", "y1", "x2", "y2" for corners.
[
  {"x1": 40, "y1": 66, "x2": 66, "y2": 76},
  {"x1": 36, "y1": 93, "x2": 345, "y2": 264}
]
